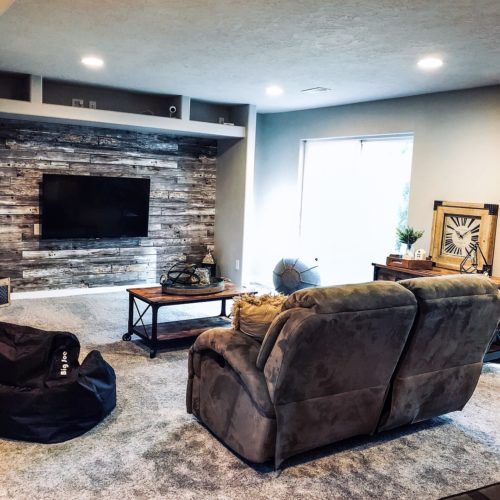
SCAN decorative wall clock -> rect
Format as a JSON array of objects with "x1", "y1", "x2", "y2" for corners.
[{"x1": 429, "y1": 201, "x2": 498, "y2": 272}]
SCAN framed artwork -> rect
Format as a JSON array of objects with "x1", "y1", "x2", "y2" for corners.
[{"x1": 429, "y1": 201, "x2": 498, "y2": 272}]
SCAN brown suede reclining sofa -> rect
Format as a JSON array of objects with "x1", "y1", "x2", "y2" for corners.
[{"x1": 186, "y1": 275, "x2": 500, "y2": 467}]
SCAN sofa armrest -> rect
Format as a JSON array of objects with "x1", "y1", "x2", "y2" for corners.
[{"x1": 188, "y1": 327, "x2": 274, "y2": 417}]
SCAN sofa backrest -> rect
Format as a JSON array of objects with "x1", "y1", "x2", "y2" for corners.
[
  {"x1": 257, "y1": 280, "x2": 417, "y2": 465},
  {"x1": 378, "y1": 274, "x2": 500, "y2": 432}
]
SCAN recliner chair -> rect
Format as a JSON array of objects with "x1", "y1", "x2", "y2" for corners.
[
  {"x1": 187, "y1": 280, "x2": 418, "y2": 466},
  {"x1": 378, "y1": 274, "x2": 499, "y2": 431}
]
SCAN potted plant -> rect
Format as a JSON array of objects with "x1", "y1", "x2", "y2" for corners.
[{"x1": 397, "y1": 226, "x2": 424, "y2": 258}]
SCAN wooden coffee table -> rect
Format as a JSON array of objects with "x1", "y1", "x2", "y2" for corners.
[{"x1": 123, "y1": 283, "x2": 250, "y2": 358}]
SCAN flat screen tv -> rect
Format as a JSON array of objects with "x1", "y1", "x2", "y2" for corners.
[{"x1": 41, "y1": 174, "x2": 150, "y2": 239}]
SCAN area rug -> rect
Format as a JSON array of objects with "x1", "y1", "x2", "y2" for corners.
[{"x1": 0, "y1": 291, "x2": 499, "y2": 499}]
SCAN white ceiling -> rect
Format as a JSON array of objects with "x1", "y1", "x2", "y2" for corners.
[{"x1": 0, "y1": 0, "x2": 499, "y2": 112}]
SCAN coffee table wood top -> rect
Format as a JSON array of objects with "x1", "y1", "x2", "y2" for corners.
[{"x1": 127, "y1": 282, "x2": 250, "y2": 305}]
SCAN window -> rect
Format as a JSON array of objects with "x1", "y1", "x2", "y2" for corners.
[{"x1": 299, "y1": 135, "x2": 414, "y2": 285}]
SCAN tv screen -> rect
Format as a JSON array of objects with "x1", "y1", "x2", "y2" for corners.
[{"x1": 41, "y1": 174, "x2": 150, "y2": 239}]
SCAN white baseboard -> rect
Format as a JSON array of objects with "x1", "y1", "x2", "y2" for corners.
[{"x1": 11, "y1": 283, "x2": 157, "y2": 300}]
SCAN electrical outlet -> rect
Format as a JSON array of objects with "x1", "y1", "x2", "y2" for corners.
[
  {"x1": 71, "y1": 98, "x2": 84, "y2": 108},
  {"x1": 235, "y1": 259, "x2": 240, "y2": 271},
  {"x1": 33, "y1": 224, "x2": 40, "y2": 236},
  {"x1": 89, "y1": 100, "x2": 97, "y2": 109}
]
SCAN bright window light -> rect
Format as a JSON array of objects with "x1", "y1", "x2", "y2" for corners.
[{"x1": 300, "y1": 136, "x2": 414, "y2": 285}]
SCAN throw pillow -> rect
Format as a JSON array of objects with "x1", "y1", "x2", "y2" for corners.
[{"x1": 231, "y1": 293, "x2": 287, "y2": 342}]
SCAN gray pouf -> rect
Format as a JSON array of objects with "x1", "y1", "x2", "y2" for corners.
[{"x1": 273, "y1": 257, "x2": 320, "y2": 294}]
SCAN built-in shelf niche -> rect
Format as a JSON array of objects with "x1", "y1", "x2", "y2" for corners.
[
  {"x1": 190, "y1": 99, "x2": 246, "y2": 126},
  {"x1": 0, "y1": 71, "x2": 30, "y2": 101},
  {"x1": 42, "y1": 79, "x2": 183, "y2": 119}
]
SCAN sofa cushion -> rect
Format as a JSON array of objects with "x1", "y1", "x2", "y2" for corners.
[
  {"x1": 399, "y1": 273, "x2": 498, "y2": 300},
  {"x1": 256, "y1": 281, "x2": 417, "y2": 370},
  {"x1": 397, "y1": 274, "x2": 500, "y2": 373},
  {"x1": 283, "y1": 280, "x2": 417, "y2": 314}
]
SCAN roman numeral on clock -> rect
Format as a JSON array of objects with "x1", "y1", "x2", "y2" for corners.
[{"x1": 445, "y1": 241, "x2": 462, "y2": 255}]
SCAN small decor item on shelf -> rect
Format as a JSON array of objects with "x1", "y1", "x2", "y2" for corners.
[
  {"x1": 0, "y1": 278, "x2": 10, "y2": 308},
  {"x1": 414, "y1": 249, "x2": 427, "y2": 260},
  {"x1": 396, "y1": 226, "x2": 425, "y2": 259},
  {"x1": 201, "y1": 245, "x2": 216, "y2": 277},
  {"x1": 202, "y1": 246, "x2": 215, "y2": 265},
  {"x1": 460, "y1": 242, "x2": 493, "y2": 276},
  {"x1": 273, "y1": 257, "x2": 320, "y2": 295},
  {"x1": 159, "y1": 262, "x2": 225, "y2": 295},
  {"x1": 430, "y1": 200, "x2": 498, "y2": 271}
]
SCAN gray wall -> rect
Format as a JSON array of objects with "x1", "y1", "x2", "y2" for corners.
[
  {"x1": 253, "y1": 86, "x2": 500, "y2": 284},
  {"x1": 0, "y1": 119, "x2": 216, "y2": 291}
]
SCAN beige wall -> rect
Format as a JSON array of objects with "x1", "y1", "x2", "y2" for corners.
[{"x1": 253, "y1": 86, "x2": 500, "y2": 284}]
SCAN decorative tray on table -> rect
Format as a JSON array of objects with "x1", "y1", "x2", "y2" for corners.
[{"x1": 159, "y1": 262, "x2": 225, "y2": 295}]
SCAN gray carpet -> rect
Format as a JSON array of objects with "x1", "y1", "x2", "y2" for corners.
[{"x1": 0, "y1": 291, "x2": 499, "y2": 500}]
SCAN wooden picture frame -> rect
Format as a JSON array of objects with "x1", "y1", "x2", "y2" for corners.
[
  {"x1": 0, "y1": 277, "x2": 11, "y2": 308},
  {"x1": 429, "y1": 201, "x2": 498, "y2": 271}
]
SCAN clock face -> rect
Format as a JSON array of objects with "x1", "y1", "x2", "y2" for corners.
[{"x1": 441, "y1": 215, "x2": 480, "y2": 257}]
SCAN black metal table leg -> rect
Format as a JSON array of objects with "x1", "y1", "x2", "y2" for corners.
[
  {"x1": 150, "y1": 306, "x2": 158, "y2": 358},
  {"x1": 220, "y1": 298, "x2": 227, "y2": 317},
  {"x1": 123, "y1": 294, "x2": 134, "y2": 341}
]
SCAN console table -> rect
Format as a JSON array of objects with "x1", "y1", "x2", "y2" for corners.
[
  {"x1": 372, "y1": 263, "x2": 500, "y2": 362},
  {"x1": 123, "y1": 283, "x2": 250, "y2": 358}
]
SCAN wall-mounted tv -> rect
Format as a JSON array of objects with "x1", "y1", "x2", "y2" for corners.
[{"x1": 41, "y1": 174, "x2": 150, "y2": 239}]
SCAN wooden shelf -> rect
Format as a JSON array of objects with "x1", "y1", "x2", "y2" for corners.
[{"x1": 135, "y1": 316, "x2": 231, "y2": 342}]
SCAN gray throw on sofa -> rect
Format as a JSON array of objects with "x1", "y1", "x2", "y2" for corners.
[{"x1": 186, "y1": 275, "x2": 500, "y2": 467}]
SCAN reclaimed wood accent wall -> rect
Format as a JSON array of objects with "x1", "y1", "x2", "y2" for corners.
[{"x1": 0, "y1": 119, "x2": 217, "y2": 291}]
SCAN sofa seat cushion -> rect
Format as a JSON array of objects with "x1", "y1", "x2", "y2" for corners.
[{"x1": 189, "y1": 327, "x2": 274, "y2": 417}]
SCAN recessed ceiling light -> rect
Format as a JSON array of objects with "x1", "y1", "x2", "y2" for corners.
[
  {"x1": 266, "y1": 85, "x2": 284, "y2": 97},
  {"x1": 81, "y1": 56, "x2": 104, "y2": 69},
  {"x1": 417, "y1": 57, "x2": 443, "y2": 70},
  {"x1": 301, "y1": 87, "x2": 332, "y2": 94}
]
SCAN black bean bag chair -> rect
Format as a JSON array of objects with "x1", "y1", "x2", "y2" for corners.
[{"x1": 0, "y1": 321, "x2": 116, "y2": 443}]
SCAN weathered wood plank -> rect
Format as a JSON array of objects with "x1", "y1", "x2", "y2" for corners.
[{"x1": 0, "y1": 118, "x2": 217, "y2": 291}]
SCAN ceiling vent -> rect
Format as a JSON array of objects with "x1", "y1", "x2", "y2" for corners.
[{"x1": 300, "y1": 87, "x2": 332, "y2": 94}]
